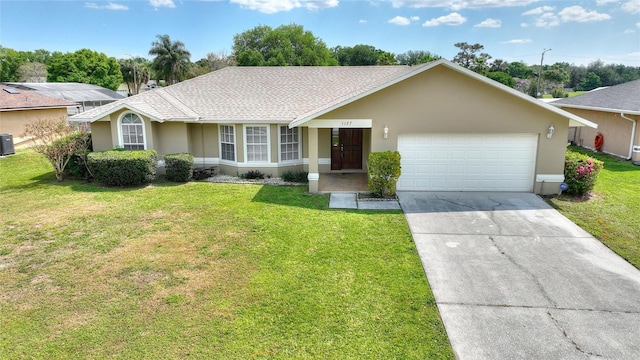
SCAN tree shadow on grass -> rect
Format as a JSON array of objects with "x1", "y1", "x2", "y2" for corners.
[{"x1": 251, "y1": 185, "x2": 330, "y2": 210}]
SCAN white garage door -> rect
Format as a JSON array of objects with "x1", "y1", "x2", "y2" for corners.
[{"x1": 397, "y1": 134, "x2": 537, "y2": 192}]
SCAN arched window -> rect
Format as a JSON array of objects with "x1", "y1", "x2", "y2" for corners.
[{"x1": 120, "y1": 113, "x2": 145, "y2": 150}]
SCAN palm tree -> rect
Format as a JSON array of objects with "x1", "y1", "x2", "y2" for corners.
[{"x1": 148, "y1": 34, "x2": 191, "y2": 85}]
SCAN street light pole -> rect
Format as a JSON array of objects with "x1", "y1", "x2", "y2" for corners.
[
  {"x1": 124, "y1": 53, "x2": 137, "y2": 95},
  {"x1": 536, "y1": 48, "x2": 551, "y2": 98}
]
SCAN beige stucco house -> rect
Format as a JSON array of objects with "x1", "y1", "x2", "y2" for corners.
[
  {"x1": 553, "y1": 79, "x2": 640, "y2": 163},
  {"x1": 0, "y1": 86, "x2": 77, "y2": 144},
  {"x1": 70, "y1": 59, "x2": 596, "y2": 195}
]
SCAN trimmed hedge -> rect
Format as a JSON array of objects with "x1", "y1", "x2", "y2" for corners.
[
  {"x1": 88, "y1": 150, "x2": 157, "y2": 186},
  {"x1": 368, "y1": 151, "x2": 401, "y2": 197},
  {"x1": 281, "y1": 170, "x2": 308, "y2": 183},
  {"x1": 164, "y1": 153, "x2": 194, "y2": 182},
  {"x1": 564, "y1": 150, "x2": 603, "y2": 196}
]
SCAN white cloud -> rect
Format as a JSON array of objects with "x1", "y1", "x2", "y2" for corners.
[
  {"x1": 501, "y1": 39, "x2": 532, "y2": 44},
  {"x1": 389, "y1": 16, "x2": 411, "y2": 25},
  {"x1": 596, "y1": 0, "x2": 618, "y2": 5},
  {"x1": 622, "y1": 0, "x2": 640, "y2": 13},
  {"x1": 520, "y1": 22, "x2": 529, "y2": 27},
  {"x1": 411, "y1": 16, "x2": 420, "y2": 21},
  {"x1": 558, "y1": 5, "x2": 611, "y2": 22},
  {"x1": 391, "y1": 0, "x2": 537, "y2": 11},
  {"x1": 522, "y1": 6, "x2": 554, "y2": 15},
  {"x1": 85, "y1": 2, "x2": 128, "y2": 10},
  {"x1": 624, "y1": 29, "x2": 636, "y2": 33},
  {"x1": 230, "y1": 0, "x2": 338, "y2": 13},
  {"x1": 149, "y1": 0, "x2": 176, "y2": 8},
  {"x1": 359, "y1": 19, "x2": 368, "y2": 24},
  {"x1": 474, "y1": 18, "x2": 501, "y2": 28},
  {"x1": 637, "y1": 22, "x2": 640, "y2": 28},
  {"x1": 422, "y1": 12, "x2": 466, "y2": 26},
  {"x1": 534, "y1": 12, "x2": 560, "y2": 27}
]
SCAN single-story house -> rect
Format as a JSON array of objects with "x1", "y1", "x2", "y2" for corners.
[
  {"x1": 0, "y1": 82, "x2": 125, "y2": 116},
  {"x1": 70, "y1": 59, "x2": 596, "y2": 195},
  {"x1": 0, "y1": 86, "x2": 77, "y2": 143},
  {"x1": 552, "y1": 79, "x2": 640, "y2": 163}
]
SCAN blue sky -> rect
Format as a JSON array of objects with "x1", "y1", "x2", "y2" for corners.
[{"x1": 1, "y1": 0, "x2": 639, "y2": 66}]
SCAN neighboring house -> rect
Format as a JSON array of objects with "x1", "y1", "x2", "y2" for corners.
[
  {"x1": 0, "y1": 82, "x2": 125, "y2": 116},
  {"x1": 0, "y1": 86, "x2": 77, "y2": 142},
  {"x1": 552, "y1": 79, "x2": 640, "y2": 163},
  {"x1": 69, "y1": 59, "x2": 595, "y2": 195}
]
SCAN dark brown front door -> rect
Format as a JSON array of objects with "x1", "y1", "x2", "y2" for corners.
[{"x1": 331, "y1": 128, "x2": 363, "y2": 170}]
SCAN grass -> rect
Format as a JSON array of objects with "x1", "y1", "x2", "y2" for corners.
[
  {"x1": 547, "y1": 146, "x2": 640, "y2": 269},
  {"x1": 0, "y1": 150, "x2": 453, "y2": 359},
  {"x1": 542, "y1": 91, "x2": 587, "y2": 98}
]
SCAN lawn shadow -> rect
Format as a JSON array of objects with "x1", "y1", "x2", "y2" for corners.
[{"x1": 251, "y1": 184, "x2": 329, "y2": 210}]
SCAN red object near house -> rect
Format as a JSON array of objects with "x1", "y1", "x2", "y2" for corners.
[{"x1": 594, "y1": 133, "x2": 604, "y2": 151}]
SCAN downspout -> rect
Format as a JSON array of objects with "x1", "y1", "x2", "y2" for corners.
[{"x1": 620, "y1": 113, "x2": 636, "y2": 160}]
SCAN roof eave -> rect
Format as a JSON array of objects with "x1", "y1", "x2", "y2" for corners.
[{"x1": 552, "y1": 103, "x2": 640, "y2": 116}]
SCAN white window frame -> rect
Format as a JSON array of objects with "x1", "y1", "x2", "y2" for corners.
[
  {"x1": 243, "y1": 125, "x2": 270, "y2": 163},
  {"x1": 278, "y1": 126, "x2": 301, "y2": 163},
  {"x1": 118, "y1": 112, "x2": 146, "y2": 150},
  {"x1": 219, "y1": 124, "x2": 236, "y2": 163}
]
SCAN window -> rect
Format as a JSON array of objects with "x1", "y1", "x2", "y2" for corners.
[
  {"x1": 220, "y1": 125, "x2": 235, "y2": 161},
  {"x1": 280, "y1": 126, "x2": 300, "y2": 161},
  {"x1": 245, "y1": 126, "x2": 269, "y2": 162},
  {"x1": 120, "y1": 113, "x2": 145, "y2": 150}
]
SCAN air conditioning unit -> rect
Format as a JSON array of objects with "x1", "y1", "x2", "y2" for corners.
[{"x1": 0, "y1": 134, "x2": 15, "y2": 156}]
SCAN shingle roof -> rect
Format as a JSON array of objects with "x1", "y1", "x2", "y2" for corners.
[
  {"x1": 0, "y1": 82, "x2": 125, "y2": 103},
  {"x1": 552, "y1": 79, "x2": 640, "y2": 114},
  {"x1": 71, "y1": 65, "x2": 419, "y2": 123},
  {"x1": 70, "y1": 59, "x2": 596, "y2": 129},
  {"x1": 0, "y1": 87, "x2": 77, "y2": 111}
]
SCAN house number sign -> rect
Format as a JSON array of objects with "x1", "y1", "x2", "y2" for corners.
[{"x1": 306, "y1": 119, "x2": 372, "y2": 128}]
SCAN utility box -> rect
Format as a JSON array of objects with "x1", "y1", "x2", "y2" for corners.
[{"x1": 0, "y1": 134, "x2": 15, "y2": 156}]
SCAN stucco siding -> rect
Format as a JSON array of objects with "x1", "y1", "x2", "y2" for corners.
[
  {"x1": 565, "y1": 108, "x2": 638, "y2": 159},
  {"x1": 0, "y1": 108, "x2": 67, "y2": 138},
  {"x1": 90, "y1": 121, "x2": 113, "y2": 151},
  {"x1": 156, "y1": 122, "x2": 189, "y2": 156}
]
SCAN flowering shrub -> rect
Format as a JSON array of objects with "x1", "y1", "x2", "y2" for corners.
[{"x1": 564, "y1": 150, "x2": 603, "y2": 196}]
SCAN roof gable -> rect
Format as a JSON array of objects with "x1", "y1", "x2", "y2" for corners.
[{"x1": 552, "y1": 79, "x2": 640, "y2": 114}]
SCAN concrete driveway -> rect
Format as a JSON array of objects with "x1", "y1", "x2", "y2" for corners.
[{"x1": 397, "y1": 192, "x2": 640, "y2": 360}]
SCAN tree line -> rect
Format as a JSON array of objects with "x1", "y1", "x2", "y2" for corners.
[{"x1": 1, "y1": 23, "x2": 638, "y2": 97}]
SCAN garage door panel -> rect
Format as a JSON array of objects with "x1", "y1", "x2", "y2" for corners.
[{"x1": 397, "y1": 134, "x2": 537, "y2": 192}]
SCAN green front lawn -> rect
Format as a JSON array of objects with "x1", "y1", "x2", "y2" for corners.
[
  {"x1": 0, "y1": 151, "x2": 453, "y2": 359},
  {"x1": 548, "y1": 147, "x2": 640, "y2": 269}
]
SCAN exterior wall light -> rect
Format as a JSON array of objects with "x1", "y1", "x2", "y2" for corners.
[
  {"x1": 547, "y1": 124, "x2": 555, "y2": 139},
  {"x1": 383, "y1": 125, "x2": 389, "y2": 139}
]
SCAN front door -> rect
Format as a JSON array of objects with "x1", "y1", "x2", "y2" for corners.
[{"x1": 331, "y1": 128, "x2": 363, "y2": 170}]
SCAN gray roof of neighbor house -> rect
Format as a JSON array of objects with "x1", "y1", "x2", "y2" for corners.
[
  {"x1": 0, "y1": 82, "x2": 125, "y2": 103},
  {"x1": 70, "y1": 59, "x2": 597, "y2": 128},
  {"x1": 0, "y1": 86, "x2": 77, "y2": 111},
  {"x1": 552, "y1": 79, "x2": 640, "y2": 114}
]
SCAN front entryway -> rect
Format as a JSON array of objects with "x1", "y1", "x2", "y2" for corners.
[{"x1": 331, "y1": 128, "x2": 363, "y2": 170}]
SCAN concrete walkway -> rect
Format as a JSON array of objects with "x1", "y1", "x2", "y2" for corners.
[
  {"x1": 328, "y1": 193, "x2": 401, "y2": 210},
  {"x1": 397, "y1": 192, "x2": 640, "y2": 360}
]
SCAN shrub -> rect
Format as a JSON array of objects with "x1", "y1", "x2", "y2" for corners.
[
  {"x1": 88, "y1": 150, "x2": 157, "y2": 186},
  {"x1": 241, "y1": 170, "x2": 264, "y2": 180},
  {"x1": 551, "y1": 87, "x2": 568, "y2": 98},
  {"x1": 164, "y1": 153, "x2": 194, "y2": 182},
  {"x1": 64, "y1": 133, "x2": 93, "y2": 180},
  {"x1": 564, "y1": 150, "x2": 603, "y2": 196},
  {"x1": 368, "y1": 151, "x2": 401, "y2": 197},
  {"x1": 281, "y1": 170, "x2": 308, "y2": 183}
]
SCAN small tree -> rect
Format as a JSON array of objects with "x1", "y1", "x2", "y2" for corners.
[
  {"x1": 23, "y1": 117, "x2": 91, "y2": 181},
  {"x1": 368, "y1": 151, "x2": 401, "y2": 197}
]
